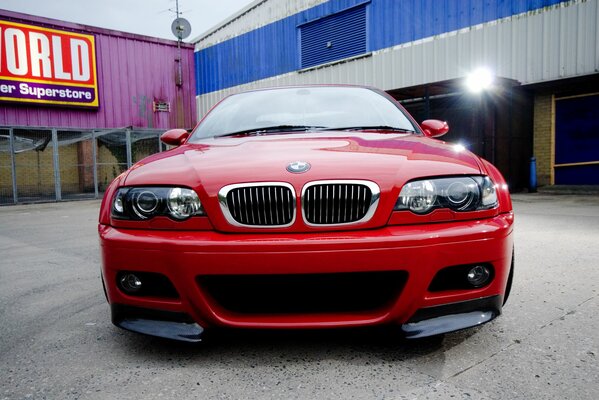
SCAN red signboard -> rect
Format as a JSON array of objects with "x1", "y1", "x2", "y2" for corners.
[{"x1": 0, "y1": 19, "x2": 98, "y2": 108}]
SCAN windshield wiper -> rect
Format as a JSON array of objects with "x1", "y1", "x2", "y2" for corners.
[
  {"x1": 322, "y1": 125, "x2": 415, "y2": 133},
  {"x1": 216, "y1": 125, "x2": 325, "y2": 137}
]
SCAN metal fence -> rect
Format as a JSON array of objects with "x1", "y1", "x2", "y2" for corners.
[{"x1": 0, "y1": 126, "x2": 169, "y2": 205}]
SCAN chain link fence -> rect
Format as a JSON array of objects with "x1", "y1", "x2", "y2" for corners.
[{"x1": 0, "y1": 127, "x2": 168, "y2": 205}]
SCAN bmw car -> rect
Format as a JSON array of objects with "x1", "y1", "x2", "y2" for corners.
[{"x1": 98, "y1": 85, "x2": 514, "y2": 342}]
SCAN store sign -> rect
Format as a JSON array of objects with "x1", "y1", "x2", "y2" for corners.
[{"x1": 0, "y1": 19, "x2": 98, "y2": 108}]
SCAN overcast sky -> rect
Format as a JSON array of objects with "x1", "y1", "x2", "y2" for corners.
[{"x1": 1, "y1": 0, "x2": 255, "y2": 41}]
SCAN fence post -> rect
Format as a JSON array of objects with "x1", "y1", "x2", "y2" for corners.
[
  {"x1": 125, "y1": 128, "x2": 132, "y2": 168},
  {"x1": 9, "y1": 127, "x2": 18, "y2": 204},
  {"x1": 51, "y1": 129, "x2": 62, "y2": 201},
  {"x1": 92, "y1": 131, "x2": 99, "y2": 199}
]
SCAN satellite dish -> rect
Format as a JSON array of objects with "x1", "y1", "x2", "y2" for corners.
[{"x1": 171, "y1": 17, "x2": 191, "y2": 40}]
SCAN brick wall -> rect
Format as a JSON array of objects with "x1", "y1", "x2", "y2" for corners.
[{"x1": 533, "y1": 94, "x2": 554, "y2": 186}]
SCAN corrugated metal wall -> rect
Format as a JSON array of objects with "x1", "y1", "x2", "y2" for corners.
[
  {"x1": 0, "y1": 11, "x2": 196, "y2": 130},
  {"x1": 196, "y1": 0, "x2": 328, "y2": 48},
  {"x1": 196, "y1": 0, "x2": 599, "y2": 117},
  {"x1": 194, "y1": 0, "x2": 574, "y2": 96}
]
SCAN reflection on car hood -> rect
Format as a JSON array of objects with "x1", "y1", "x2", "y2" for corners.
[{"x1": 124, "y1": 132, "x2": 483, "y2": 194}]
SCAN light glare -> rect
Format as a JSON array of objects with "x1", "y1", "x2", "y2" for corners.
[{"x1": 466, "y1": 68, "x2": 494, "y2": 93}]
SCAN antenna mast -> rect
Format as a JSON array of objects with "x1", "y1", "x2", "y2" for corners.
[
  {"x1": 175, "y1": 0, "x2": 182, "y2": 86},
  {"x1": 170, "y1": 0, "x2": 192, "y2": 87}
]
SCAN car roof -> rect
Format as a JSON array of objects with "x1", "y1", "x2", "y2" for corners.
[{"x1": 232, "y1": 84, "x2": 381, "y2": 95}]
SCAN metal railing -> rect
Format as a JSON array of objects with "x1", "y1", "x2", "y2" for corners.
[{"x1": 0, "y1": 126, "x2": 169, "y2": 205}]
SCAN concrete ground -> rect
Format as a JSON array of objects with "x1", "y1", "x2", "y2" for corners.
[{"x1": 0, "y1": 194, "x2": 598, "y2": 399}]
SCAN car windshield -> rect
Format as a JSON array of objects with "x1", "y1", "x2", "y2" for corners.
[{"x1": 189, "y1": 87, "x2": 418, "y2": 140}]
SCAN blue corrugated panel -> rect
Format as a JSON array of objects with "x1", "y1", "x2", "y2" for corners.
[
  {"x1": 196, "y1": 0, "x2": 365, "y2": 95},
  {"x1": 300, "y1": 5, "x2": 367, "y2": 68},
  {"x1": 195, "y1": 0, "x2": 570, "y2": 95}
]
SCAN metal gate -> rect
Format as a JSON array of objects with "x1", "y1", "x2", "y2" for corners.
[{"x1": 0, "y1": 127, "x2": 167, "y2": 205}]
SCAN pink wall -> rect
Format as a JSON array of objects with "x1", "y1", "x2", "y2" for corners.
[{"x1": 0, "y1": 10, "x2": 196, "y2": 130}]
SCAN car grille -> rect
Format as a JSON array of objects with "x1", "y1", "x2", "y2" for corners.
[
  {"x1": 220, "y1": 183, "x2": 295, "y2": 227},
  {"x1": 197, "y1": 271, "x2": 407, "y2": 315},
  {"x1": 302, "y1": 181, "x2": 380, "y2": 225}
]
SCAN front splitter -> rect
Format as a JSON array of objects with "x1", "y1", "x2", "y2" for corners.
[
  {"x1": 401, "y1": 295, "x2": 502, "y2": 339},
  {"x1": 111, "y1": 304, "x2": 203, "y2": 342}
]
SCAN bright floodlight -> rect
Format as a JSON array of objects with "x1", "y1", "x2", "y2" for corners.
[{"x1": 466, "y1": 68, "x2": 494, "y2": 93}]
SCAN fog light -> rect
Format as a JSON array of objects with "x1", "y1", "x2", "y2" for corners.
[
  {"x1": 467, "y1": 265, "x2": 491, "y2": 287},
  {"x1": 120, "y1": 273, "x2": 142, "y2": 293}
]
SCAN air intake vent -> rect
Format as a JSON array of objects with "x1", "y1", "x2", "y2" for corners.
[
  {"x1": 219, "y1": 183, "x2": 295, "y2": 227},
  {"x1": 302, "y1": 180, "x2": 380, "y2": 225},
  {"x1": 197, "y1": 271, "x2": 408, "y2": 314}
]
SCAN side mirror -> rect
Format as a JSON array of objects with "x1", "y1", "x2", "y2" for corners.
[
  {"x1": 420, "y1": 120, "x2": 449, "y2": 138},
  {"x1": 160, "y1": 129, "x2": 189, "y2": 146}
]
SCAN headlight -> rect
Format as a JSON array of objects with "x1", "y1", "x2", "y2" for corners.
[
  {"x1": 112, "y1": 187, "x2": 205, "y2": 221},
  {"x1": 394, "y1": 176, "x2": 497, "y2": 214},
  {"x1": 167, "y1": 187, "x2": 204, "y2": 220}
]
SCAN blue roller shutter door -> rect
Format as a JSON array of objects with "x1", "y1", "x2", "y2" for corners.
[{"x1": 300, "y1": 5, "x2": 367, "y2": 69}]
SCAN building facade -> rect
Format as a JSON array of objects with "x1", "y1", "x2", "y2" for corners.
[
  {"x1": 0, "y1": 10, "x2": 196, "y2": 204},
  {"x1": 194, "y1": 0, "x2": 599, "y2": 189}
]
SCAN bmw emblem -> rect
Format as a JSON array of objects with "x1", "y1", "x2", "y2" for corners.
[{"x1": 286, "y1": 161, "x2": 311, "y2": 174}]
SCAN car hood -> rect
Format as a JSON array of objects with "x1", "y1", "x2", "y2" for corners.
[
  {"x1": 124, "y1": 132, "x2": 483, "y2": 231},
  {"x1": 126, "y1": 132, "x2": 482, "y2": 187}
]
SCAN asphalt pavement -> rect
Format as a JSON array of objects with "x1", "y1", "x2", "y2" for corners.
[{"x1": 1, "y1": 194, "x2": 598, "y2": 399}]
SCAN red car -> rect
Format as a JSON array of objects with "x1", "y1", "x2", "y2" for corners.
[{"x1": 99, "y1": 85, "x2": 514, "y2": 342}]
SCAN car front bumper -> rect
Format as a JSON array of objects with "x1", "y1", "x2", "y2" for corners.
[{"x1": 99, "y1": 212, "x2": 513, "y2": 341}]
